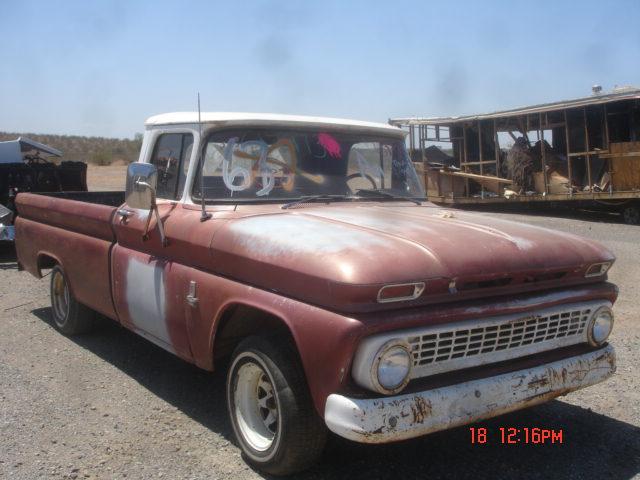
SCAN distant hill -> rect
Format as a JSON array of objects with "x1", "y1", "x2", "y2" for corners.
[{"x1": 0, "y1": 132, "x2": 143, "y2": 165}]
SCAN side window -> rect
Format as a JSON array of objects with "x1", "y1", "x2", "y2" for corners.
[{"x1": 150, "y1": 133, "x2": 194, "y2": 200}]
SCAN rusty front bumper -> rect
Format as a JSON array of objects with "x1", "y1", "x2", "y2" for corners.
[{"x1": 324, "y1": 345, "x2": 615, "y2": 443}]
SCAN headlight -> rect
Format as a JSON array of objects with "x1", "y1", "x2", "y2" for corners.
[
  {"x1": 588, "y1": 306, "x2": 614, "y2": 346},
  {"x1": 372, "y1": 341, "x2": 412, "y2": 394}
]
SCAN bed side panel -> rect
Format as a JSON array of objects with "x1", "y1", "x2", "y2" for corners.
[
  {"x1": 15, "y1": 192, "x2": 117, "y2": 241},
  {"x1": 15, "y1": 217, "x2": 117, "y2": 320}
]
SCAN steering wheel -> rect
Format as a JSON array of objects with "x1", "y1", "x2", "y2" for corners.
[{"x1": 346, "y1": 172, "x2": 377, "y2": 192}]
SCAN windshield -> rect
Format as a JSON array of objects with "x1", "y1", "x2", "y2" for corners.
[{"x1": 191, "y1": 128, "x2": 424, "y2": 202}]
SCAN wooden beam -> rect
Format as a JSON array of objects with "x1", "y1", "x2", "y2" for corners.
[
  {"x1": 568, "y1": 150, "x2": 610, "y2": 157},
  {"x1": 460, "y1": 160, "x2": 499, "y2": 166},
  {"x1": 604, "y1": 103, "x2": 613, "y2": 193},
  {"x1": 462, "y1": 125, "x2": 468, "y2": 166},
  {"x1": 420, "y1": 124, "x2": 425, "y2": 163},
  {"x1": 409, "y1": 125, "x2": 415, "y2": 159},
  {"x1": 439, "y1": 170, "x2": 514, "y2": 184},
  {"x1": 583, "y1": 107, "x2": 592, "y2": 188},
  {"x1": 539, "y1": 112, "x2": 548, "y2": 194},
  {"x1": 520, "y1": 116, "x2": 530, "y2": 143},
  {"x1": 494, "y1": 119, "x2": 500, "y2": 178},
  {"x1": 564, "y1": 110, "x2": 572, "y2": 194},
  {"x1": 462, "y1": 125, "x2": 469, "y2": 195},
  {"x1": 478, "y1": 121, "x2": 484, "y2": 176},
  {"x1": 599, "y1": 151, "x2": 640, "y2": 158}
]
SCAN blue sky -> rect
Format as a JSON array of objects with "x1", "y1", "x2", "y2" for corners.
[{"x1": 1, "y1": 0, "x2": 639, "y2": 138}]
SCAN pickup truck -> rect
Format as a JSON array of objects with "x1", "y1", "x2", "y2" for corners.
[{"x1": 15, "y1": 113, "x2": 617, "y2": 475}]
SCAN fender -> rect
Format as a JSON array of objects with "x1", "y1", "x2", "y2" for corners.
[{"x1": 181, "y1": 264, "x2": 365, "y2": 416}]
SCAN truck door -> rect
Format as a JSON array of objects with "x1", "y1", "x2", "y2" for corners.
[{"x1": 111, "y1": 132, "x2": 194, "y2": 359}]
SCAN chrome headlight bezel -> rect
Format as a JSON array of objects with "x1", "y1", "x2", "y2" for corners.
[
  {"x1": 370, "y1": 340, "x2": 413, "y2": 395},
  {"x1": 587, "y1": 306, "x2": 614, "y2": 346}
]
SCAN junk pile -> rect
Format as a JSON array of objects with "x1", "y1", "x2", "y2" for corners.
[
  {"x1": 418, "y1": 137, "x2": 617, "y2": 200},
  {"x1": 424, "y1": 145, "x2": 455, "y2": 167},
  {"x1": 503, "y1": 138, "x2": 572, "y2": 196},
  {"x1": 504, "y1": 137, "x2": 534, "y2": 191}
]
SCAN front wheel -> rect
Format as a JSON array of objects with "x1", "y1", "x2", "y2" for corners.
[{"x1": 226, "y1": 336, "x2": 327, "y2": 475}]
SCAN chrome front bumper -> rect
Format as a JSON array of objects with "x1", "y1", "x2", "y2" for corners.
[{"x1": 325, "y1": 345, "x2": 615, "y2": 443}]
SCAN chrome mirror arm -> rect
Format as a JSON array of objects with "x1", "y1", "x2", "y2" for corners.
[
  {"x1": 135, "y1": 179, "x2": 153, "y2": 190},
  {"x1": 137, "y1": 179, "x2": 168, "y2": 247}
]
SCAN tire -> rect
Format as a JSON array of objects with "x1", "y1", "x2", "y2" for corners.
[
  {"x1": 622, "y1": 204, "x2": 640, "y2": 225},
  {"x1": 49, "y1": 265, "x2": 96, "y2": 335},
  {"x1": 226, "y1": 335, "x2": 327, "y2": 475}
]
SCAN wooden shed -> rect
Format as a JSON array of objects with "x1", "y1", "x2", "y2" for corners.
[{"x1": 390, "y1": 87, "x2": 640, "y2": 224}]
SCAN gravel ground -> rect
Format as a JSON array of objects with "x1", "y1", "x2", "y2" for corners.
[{"x1": 1, "y1": 208, "x2": 639, "y2": 480}]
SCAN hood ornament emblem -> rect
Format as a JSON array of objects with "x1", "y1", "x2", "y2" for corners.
[{"x1": 448, "y1": 279, "x2": 458, "y2": 294}]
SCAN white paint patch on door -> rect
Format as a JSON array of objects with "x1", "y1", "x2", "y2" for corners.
[{"x1": 125, "y1": 257, "x2": 170, "y2": 345}]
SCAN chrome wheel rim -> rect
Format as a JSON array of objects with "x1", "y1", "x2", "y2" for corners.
[
  {"x1": 233, "y1": 360, "x2": 279, "y2": 452},
  {"x1": 51, "y1": 270, "x2": 70, "y2": 326}
]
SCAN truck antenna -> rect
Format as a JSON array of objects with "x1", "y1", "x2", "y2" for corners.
[{"x1": 198, "y1": 92, "x2": 212, "y2": 222}]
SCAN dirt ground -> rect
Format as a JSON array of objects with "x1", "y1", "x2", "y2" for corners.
[
  {"x1": 86, "y1": 165, "x2": 128, "y2": 192},
  {"x1": 1, "y1": 189, "x2": 639, "y2": 478}
]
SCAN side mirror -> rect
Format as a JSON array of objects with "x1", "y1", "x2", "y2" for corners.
[
  {"x1": 125, "y1": 163, "x2": 158, "y2": 210},
  {"x1": 124, "y1": 163, "x2": 168, "y2": 246}
]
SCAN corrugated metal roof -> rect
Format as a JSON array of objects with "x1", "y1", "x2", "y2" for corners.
[
  {"x1": 16, "y1": 137, "x2": 62, "y2": 156},
  {"x1": 389, "y1": 88, "x2": 640, "y2": 126},
  {"x1": 0, "y1": 137, "x2": 62, "y2": 163}
]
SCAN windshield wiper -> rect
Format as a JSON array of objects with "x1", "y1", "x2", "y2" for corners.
[
  {"x1": 355, "y1": 189, "x2": 422, "y2": 205},
  {"x1": 281, "y1": 194, "x2": 351, "y2": 210}
]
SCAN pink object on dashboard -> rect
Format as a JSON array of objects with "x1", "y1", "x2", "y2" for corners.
[{"x1": 317, "y1": 133, "x2": 341, "y2": 158}]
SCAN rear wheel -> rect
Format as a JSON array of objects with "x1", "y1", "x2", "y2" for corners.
[
  {"x1": 50, "y1": 265, "x2": 95, "y2": 335},
  {"x1": 226, "y1": 336, "x2": 327, "y2": 475}
]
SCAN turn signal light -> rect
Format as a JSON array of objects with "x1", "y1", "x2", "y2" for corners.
[{"x1": 585, "y1": 262, "x2": 612, "y2": 278}]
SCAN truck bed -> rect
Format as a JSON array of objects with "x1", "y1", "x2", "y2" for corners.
[
  {"x1": 14, "y1": 191, "x2": 124, "y2": 319},
  {"x1": 16, "y1": 191, "x2": 124, "y2": 241},
  {"x1": 39, "y1": 190, "x2": 125, "y2": 207}
]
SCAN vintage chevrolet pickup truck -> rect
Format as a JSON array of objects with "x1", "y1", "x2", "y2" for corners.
[{"x1": 15, "y1": 113, "x2": 617, "y2": 474}]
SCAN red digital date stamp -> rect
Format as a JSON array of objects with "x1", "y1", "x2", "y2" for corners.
[{"x1": 470, "y1": 426, "x2": 564, "y2": 445}]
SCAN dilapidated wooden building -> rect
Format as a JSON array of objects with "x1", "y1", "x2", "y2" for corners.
[{"x1": 390, "y1": 87, "x2": 640, "y2": 224}]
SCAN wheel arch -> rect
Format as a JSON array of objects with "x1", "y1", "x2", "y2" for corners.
[
  {"x1": 36, "y1": 253, "x2": 80, "y2": 301},
  {"x1": 37, "y1": 251, "x2": 62, "y2": 277},
  {"x1": 211, "y1": 302, "x2": 300, "y2": 368}
]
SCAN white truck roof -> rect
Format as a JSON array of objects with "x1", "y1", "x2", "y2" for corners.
[{"x1": 144, "y1": 112, "x2": 405, "y2": 136}]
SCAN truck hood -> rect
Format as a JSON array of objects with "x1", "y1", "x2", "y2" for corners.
[{"x1": 211, "y1": 203, "x2": 614, "y2": 312}]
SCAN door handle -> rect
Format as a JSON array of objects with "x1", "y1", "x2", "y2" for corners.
[
  {"x1": 186, "y1": 281, "x2": 199, "y2": 307},
  {"x1": 117, "y1": 208, "x2": 133, "y2": 222}
]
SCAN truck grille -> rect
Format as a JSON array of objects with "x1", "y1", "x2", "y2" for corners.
[{"x1": 405, "y1": 302, "x2": 599, "y2": 378}]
